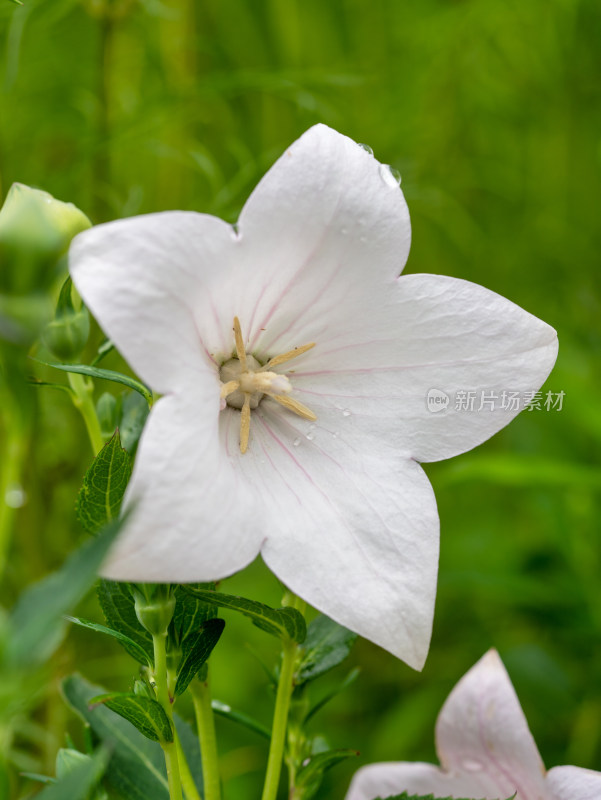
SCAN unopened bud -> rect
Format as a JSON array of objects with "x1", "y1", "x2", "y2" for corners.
[
  {"x1": 0, "y1": 183, "x2": 91, "y2": 292},
  {"x1": 42, "y1": 277, "x2": 90, "y2": 362},
  {"x1": 134, "y1": 591, "x2": 176, "y2": 637},
  {"x1": 133, "y1": 679, "x2": 154, "y2": 699},
  {"x1": 55, "y1": 748, "x2": 93, "y2": 780},
  {"x1": 96, "y1": 392, "x2": 118, "y2": 438}
]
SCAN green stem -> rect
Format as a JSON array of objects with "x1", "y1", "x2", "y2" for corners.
[
  {"x1": 0, "y1": 402, "x2": 26, "y2": 578},
  {"x1": 191, "y1": 672, "x2": 221, "y2": 800},
  {"x1": 261, "y1": 595, "x2": 305, "y2": 800},
  {"x1": 174, "y1": 725, "x2": 202, "y2": 800},
  {"x1": 67, "y1": 371, "x2": 104, "y2": 454},
  {"x1": 153, "y1": 633, "x2": 183, "y2": 800}
]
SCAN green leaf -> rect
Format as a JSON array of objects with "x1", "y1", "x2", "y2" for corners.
[
  {"x1": 306, "y1": 666, "x2": 360, "y2": 722},
  {"x1": 182, "y1": 587, "x2": 306, "y2": 643},
  {"x1": 296, "y1": 614, "x2": 357, "y2": 685},
  {"x1": 66, "y1": 616, "x2": 152, "y2": 667},
  {"x1": 7, "y1": 519, "x2": 122, "y2": 666},
  {"x1": 175, "y1": 618, "x2": 225, "y2": 697},
  {"x1": 378, "y1": 794, "x2": 515, "y2": 800},
  {"x1": 76, "y1": 430, "x2": 132, "y2": 534},
  {"x1": 173, "y1": 582, "x2": 217, "y2": 644},
  {"x1": 97, "y1": 580, "x2": 154, "y2": 665},
  {"x1": 34, "y1": 748, "x2": 109, "y2": 800},
  {"x1": 63, "y1": 674, "x2": 202, "y2": 800},
  {"x1": 119, "y1": 390, "x2": 150, "y2": 454},
  {"x1": 91, "y1": 338, "x2": 114, "y2": 366},
  {"x1": 20, "y1": 773, "x2": 55, "y2": 785},
  {"x1": 90, "y1": 692, "x2": 173, "y2": 743},
  {"x1": 33, "y1": 357, "x2": 153, "y2": 404},
  {"x1": 295, "y1": 748, "x2": 359, "y2": 798},
  {"x1": 28, "y1": 378, "x2": 75, "y2": 395},
  {"x1": 211, "y1": 699, "x2": 270, "y2": 739}
]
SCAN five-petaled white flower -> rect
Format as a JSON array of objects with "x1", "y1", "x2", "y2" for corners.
[
  {"x1": 70, "y1": 125, "x2": 557, "y2": 669},
  {"x1": 346, "y1": 649, "x2": 601, "y2": 800}
]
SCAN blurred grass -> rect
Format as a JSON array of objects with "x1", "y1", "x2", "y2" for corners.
[{"x1": 1, "y1": 0, "x2": 600, "y2": 797}]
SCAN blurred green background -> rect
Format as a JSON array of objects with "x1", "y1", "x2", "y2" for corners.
[{"x1": 1, "y1": 0, "x2": 600, "y2": 797}]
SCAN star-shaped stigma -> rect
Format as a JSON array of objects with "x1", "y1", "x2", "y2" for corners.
[{"x1": 219, "y1": 317, "x2": 317, "y2": 453}]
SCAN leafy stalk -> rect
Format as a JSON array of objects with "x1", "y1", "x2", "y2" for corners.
[
  {"x1": 261, "y1": 594, "x2": 306, "y2": 800},
  {"x1": 191, "y1": 671, "x2": 221, "y2": 800},
  {"x1": 68, "y1": 371, "x2": 104, "y2": 454},
  {"x1": 173, "y1": 726, "x2": 202, "y2": 800},
  {"x1": 153, "y1": 632, "x2": 182, "y2": 800}
]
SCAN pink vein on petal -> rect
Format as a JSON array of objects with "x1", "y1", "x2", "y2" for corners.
[
  {"x1": 246, "y1": 280, "x2": 270, "y2": 348},
  {"x1": 208, "y1": 294, "x2": 228, "y2": 354},
  {"x1": 474, "y1": 679, "x2": 532, "y2": 800},
  {"x1": 247, "y1": 194, "x2": 344, "y2": 351},
  {"x1": 263, "y1": 410, "x2": 401, "y2": 587},
  {"x1": 256, "y1": 433, "x2": 303, "y2": 506},
  {"x1": 259, "y1": 258, "x2": 345, "y2": 354}
]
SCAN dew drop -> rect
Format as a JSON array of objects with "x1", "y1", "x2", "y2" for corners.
[
  {"x1": 5, "y1": 484, "x2": 26, "y2": 508},
  {"x1": 358, "y1": 143, "x2": 373, "y2": 156},
  {"x1": 305, "y1": 431, "x2": 315, "y2": 441},
  {"x1": 293, "y1": 437, "x2": 301, "y2": 447},
  {"x1": 342, "y1": 409, "x2": 352, "y2": 417},
  {"x1": 462, "y1": 759, "x2": 483, "y2": 772},
  {"x1": 379, "y1": 163, "x2": 402, "y2": 187},
  {"x1": 341, "y1": 226, "x2": 348, "y2": 235}
]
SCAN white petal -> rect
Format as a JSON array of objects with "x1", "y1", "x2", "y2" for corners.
[
  {"x1": 435, "y1": 649, "x2": 547, "y2": 799},
  {"x1": 346, "y1": 762, "x2": 507, "y2": 800},
  {"x1": 291, "y1": 274, "x2": 558, "y2": 463},
  {"x1": 223, "y1": 123, "x2": 411, "y2": 358},
  {"x1": 547, "y1": 765, "x2": 601, "y2": 800},
  {"x1": 227, "y1": 402, "x2": 439, "y2": 669},
  {"x1": 70, "y1": 212, "x2": 236, "y2": 394},
  {"x1": 102, "y1": 383, "x2": 264, "y2": 581}
]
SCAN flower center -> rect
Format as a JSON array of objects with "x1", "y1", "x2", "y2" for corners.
[{"x1": 219, "y1": 317, "x2": 317, "y2": 454}]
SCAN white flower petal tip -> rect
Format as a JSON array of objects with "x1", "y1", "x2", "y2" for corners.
[
  {"x1": 70, "y1": 125, "x2": 557, "y2": 667},
  {"x1": 345, "y1": 649, "x2": 600, "y2": 800}
]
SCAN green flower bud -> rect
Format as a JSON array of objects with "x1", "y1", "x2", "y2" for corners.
[
  {"x1": 0, "y1": 183, "x2": 91, "y2": 293},
  {"x1": 134, "y1": 591, "x2": 176, "y2": 637},
  {"x1": 133, "y1": 679, "x2": 154, "y2": 699},
  {"x1": 42, "y1": 277, "x2": 90, "y2": 362},
  {"x1": 55, "y1": 748, "x2": 93, "y2": 780},
  {"x1": 96, "y1": 392, "x2": 118, "y2": 439}
]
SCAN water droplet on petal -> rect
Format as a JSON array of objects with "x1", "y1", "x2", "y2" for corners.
[
  {"x1": 5, "y1": 484, "x2": 26, "y2": 508},
  {"x1": 379, "y1": 163, "x2": 402, "y2": 187},
  {"x1": 358, "y1": 143, "x2": 373, "y2": 156},
  {"x1": 293, "y1": 437, "x2": 301, "y2": 447},
  {"x1": 305, "y1": 431, "x2": 315, "y2": 441},
  {"x1": 341, "y1": 227, "x2": 348, "y2": 235},
  {"x1": 342, "y1": 409, "x2": 351, "y2": 417},
  {"x1": 462, "y1": 759, "x2": 483, "y2": 772}
]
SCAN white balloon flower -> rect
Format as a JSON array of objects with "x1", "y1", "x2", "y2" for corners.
[
  {"x1": 346, "y1": 649, "x2": 601, "y2": 800},
  {"x1": 70, "y1": 125, "x2": 557, "y2": 669}
]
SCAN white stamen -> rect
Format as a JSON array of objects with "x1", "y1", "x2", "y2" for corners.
[{"x1": 219, "y1": 317, "x2": 317, "y2": 453}]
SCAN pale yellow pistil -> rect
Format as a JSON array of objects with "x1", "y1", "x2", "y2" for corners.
[{"x1": 220, "y1": 317, "x2": 317, "y2": 453}]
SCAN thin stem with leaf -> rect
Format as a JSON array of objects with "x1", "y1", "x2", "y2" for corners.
[
  {"x1": 153, "y1": 632, "x2": 183, "y2": 800},
  {"x1": 191, "y1": 670, "x2": 221, "y2": 800},
  {"x1": 67, "y1": 371, "x2": 104, "y2": 454},
  {"x1": 261, "y1": 594, "x2": 306, "y2": 800}
]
